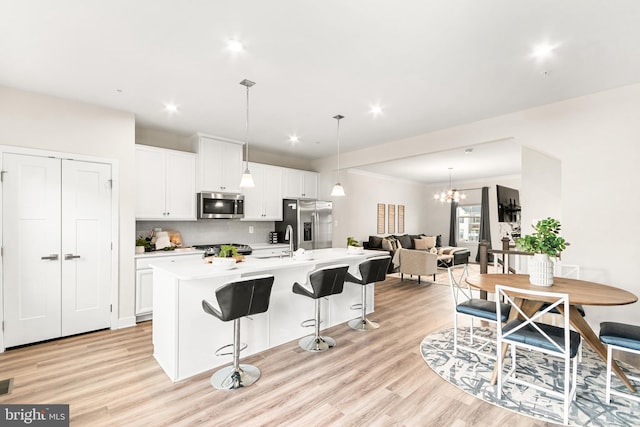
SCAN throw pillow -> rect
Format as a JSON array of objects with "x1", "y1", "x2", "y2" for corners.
[
  {"x1": 368, "y1": 235, "x2": 383, "y2": 249},
  {"x1": 414, "y1": 238, "x2": 429, "y2": 250},
  {"x1": 381, "y1": 238, "x2": 394, "y2": 251},
  {"x1": 396, "y1": 234, "x2": 412, "y2": 250},
  {"x1": 422, "y1": 236, "x2": 437, "y2": 249}
]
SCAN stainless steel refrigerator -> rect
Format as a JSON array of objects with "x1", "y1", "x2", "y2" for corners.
[{"x1": 275, "y1": 199, "x2": 333, "y2": 250}]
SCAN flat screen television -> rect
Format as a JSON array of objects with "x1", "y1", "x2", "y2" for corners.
[{"x1": 496, "y1": 185, "x2": 521, "y2": 223}]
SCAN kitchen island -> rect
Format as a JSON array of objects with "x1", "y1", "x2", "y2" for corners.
[{"x1": 151, "y1": 248, "x2": 381, "y2": 382}]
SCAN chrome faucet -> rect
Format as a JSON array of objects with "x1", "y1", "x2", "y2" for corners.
[{"x1": 284, "y1": 224, "x2": 294, "y2": 258}]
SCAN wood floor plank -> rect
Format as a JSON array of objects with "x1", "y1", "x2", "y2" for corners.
[{"x1": 0, "y1": 265, "x2": 558, "y2": 426}]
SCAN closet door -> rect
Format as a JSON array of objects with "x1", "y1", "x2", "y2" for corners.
[
  {"x1": 3, "y1": 154, "x2": 62, "y2": 347},
  {"x1": 61, "y1": 160, "x2": 112, "y2": 335}
]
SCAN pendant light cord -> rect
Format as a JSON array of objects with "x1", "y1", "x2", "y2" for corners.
[
  {"x1": 336, "y1": 117, "x2": 340, "y2": 178},
  {"x1": 245, "y1": 85, "x2": 250, "y2": 168},
  {"x1": 333, "y1": 114, "x2": 344, "y2": 181}
]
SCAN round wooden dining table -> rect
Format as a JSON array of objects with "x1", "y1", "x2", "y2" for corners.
[{"x1": 466, "y1": 274, "x2": 638, "y2": 391}]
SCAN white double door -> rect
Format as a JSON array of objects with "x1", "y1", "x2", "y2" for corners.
[{"x1": 3, "y1": 153, "x2": 112, "y2": 348}]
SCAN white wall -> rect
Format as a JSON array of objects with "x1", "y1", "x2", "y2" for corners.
[
  {"x1": 0, "y1": 86, "x2": 136, "y2": 326},
  {"x1": 324, "y1": 169, "x2": 430, "y2": 248},
  {"x1": 520, "y1": 146, "x2": 562, "y2": 232},
  {"x1": 314, "y1": 82, "x2": 640, "y2": 328}
]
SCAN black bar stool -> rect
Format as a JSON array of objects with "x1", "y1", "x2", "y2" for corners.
[
  {"x1": 292, "y1": 264, "x2": 349, "y2": 352},
  {"x1": 201, "y1": 274, "x2": 274, "y2": 390},
  {"x1": 345, "y1": 255, "x2": 391, "y2": 330}
]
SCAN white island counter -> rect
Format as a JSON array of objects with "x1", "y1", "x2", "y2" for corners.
[{"x1": 151, "y1": 248, "x2": 381, "y2": 382}]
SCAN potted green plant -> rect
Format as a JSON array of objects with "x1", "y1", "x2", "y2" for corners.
[
  {"x1": 347, "y1": 237, "x2": 364, "y2": 254},
  {"x1": 515, "y1": 217, "x2": 569, "y2": 286},
  {"x1": 135, "y1": 236, "x2": 148, "y2": 254},
  {"x1": 218, "y1": 244, "x2": 244, "y2": 262}
]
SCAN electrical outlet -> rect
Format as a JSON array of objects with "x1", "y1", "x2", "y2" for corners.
[{"x1": 249, "y1": 226, "x2": 254, "y2": 234}]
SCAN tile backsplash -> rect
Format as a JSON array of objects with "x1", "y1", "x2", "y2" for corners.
[{"x1": 136, "y1": 220, "x2": 276, "y2": 246}]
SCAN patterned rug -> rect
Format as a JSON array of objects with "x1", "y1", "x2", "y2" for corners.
[{"x1": 420, "y1": 327, "x2": 640, "y2": 426}]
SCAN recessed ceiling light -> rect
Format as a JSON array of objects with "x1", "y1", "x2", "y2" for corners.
[
  {"x1": 369, "y1": 104, "x2": 383, "y2": 116},
  {"x1": 531, "y1": 42, "x2": 556, "y2": 59},
  {"x1": 164, "y1": 103, "x2": 178, "y2": 113},
  {"x1": 465, "y1": 148, "x2": 473, "y2": 154},
  {"x1": 227, "y1": 39, "x2": 244, "y2": 53},
  {"x1": 288, "y1": 135, "x2": 299, "y2": 144}
]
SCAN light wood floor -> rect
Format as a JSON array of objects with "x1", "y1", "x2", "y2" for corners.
[{"x1": 0, "y1": 268, "x2": 556, "y2": 427}]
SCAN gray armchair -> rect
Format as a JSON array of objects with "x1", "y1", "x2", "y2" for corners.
[{"x1": 393, "y1": 248, "x2": 438, "y2": 284}]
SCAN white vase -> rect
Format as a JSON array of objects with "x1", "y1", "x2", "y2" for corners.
[
  {"x1": 528, "y1": 253, "x2": 554, "y2": 286},
  {"x1": 135, "y1": 245, "x2": 145, "y2": 254}
]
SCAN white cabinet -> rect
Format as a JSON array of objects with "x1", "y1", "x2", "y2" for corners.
[
  {"x1": 282, "y1": 168, "x2": 318, "y2": 199},
  {"x1": 242, "y1": 162, "x2": 283, "y2": 221},
  {"x1": 135, "y1": 145, "x2": 196, "y2": 220},
  {"x1": 191, "y1": 133, "x2": 244, "y2": 193},
  {"x1": 135, "y1": 253, "x2": 202, "y2": 320}
]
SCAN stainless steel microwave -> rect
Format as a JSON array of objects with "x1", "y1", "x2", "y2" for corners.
[{"x1": 197, "y1": 192, "x2": 245, "y2": 219}]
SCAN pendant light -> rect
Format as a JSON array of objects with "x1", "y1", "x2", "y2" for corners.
[
  {"x1": 239, "y1": 79, "x2": 255, "y2": 188},
  {"x1": 330, "y1": 114, "x2": 346, "y2": 197}
]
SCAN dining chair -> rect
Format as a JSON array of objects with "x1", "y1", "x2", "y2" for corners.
[
  {"x1": 599, "y1": 321, "x2": 640, "y2": 404},
  {"x1": 496, "y1": 285, "x2": 582, "y2": 425},
  {"x1": 448, "y1": 265, "x2": 511, "y2": 360},
  {"x1": 539, "y1": 264, "x2": 585, "y2": 361}
]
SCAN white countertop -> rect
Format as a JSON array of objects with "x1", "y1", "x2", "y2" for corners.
[
  {"x1": 135, "y1": 248, "x2": 205, "y2": 259},
  {"x1": 150, "y1": 247, "x2": 380, "y2": 280}
]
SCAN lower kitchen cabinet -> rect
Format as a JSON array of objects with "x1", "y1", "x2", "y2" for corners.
[{"x1": 135, "y1": 252, "x2": 202, "y2": 320}]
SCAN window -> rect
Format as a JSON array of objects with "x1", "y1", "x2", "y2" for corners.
[{"x1": 457, "y1": 205, "x2": 481, "y2": 243}]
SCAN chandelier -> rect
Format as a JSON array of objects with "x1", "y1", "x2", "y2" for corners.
[{"x1": 434, "y1": 168, "x2": 466, "y2": 203}]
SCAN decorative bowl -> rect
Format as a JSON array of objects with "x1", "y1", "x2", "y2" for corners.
[{"x1": 209, "y1": 257, "x2": 237, "y2": 270}]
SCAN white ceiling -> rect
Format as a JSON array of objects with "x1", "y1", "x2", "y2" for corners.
[
  {"x1": 2, "y1": 0, "x2": 640, "y2": 167},
  {"x1": 354, "y1": 138, "x2": 522, "y2": 185}
]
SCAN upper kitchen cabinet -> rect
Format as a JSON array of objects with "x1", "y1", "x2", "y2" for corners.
[
  {"x1": 136, "y1": 145, "x2": 197, "y2": 220},
  {"x1": 282, "y1": 168, "x2": 318, "y2": 199},
  {"x1": 242, "y1": 162, "x2": 283, "y2": 221},
  {"x1": 191, "y1": 133, "x2": 244, "y2": 193}
]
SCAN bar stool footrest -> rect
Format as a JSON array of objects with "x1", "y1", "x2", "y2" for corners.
[
  {"x1": 214, "y1": 342, "x2": 248, "y2": 357},
  {"x1": 300, "y1": 318, "x2": 317, "y2": 328}
]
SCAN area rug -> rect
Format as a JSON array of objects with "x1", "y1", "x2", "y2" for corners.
[{"x1": 421, "y1": 327, "x2": 640, "y2": 426}]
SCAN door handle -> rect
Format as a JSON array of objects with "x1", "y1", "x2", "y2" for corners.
[
  {"x1": 64, "y1": 254, "x2": 81, "y2": 260},
  {"x1": 41, "y1": 254, "x2": 59, "y2": 260}
]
